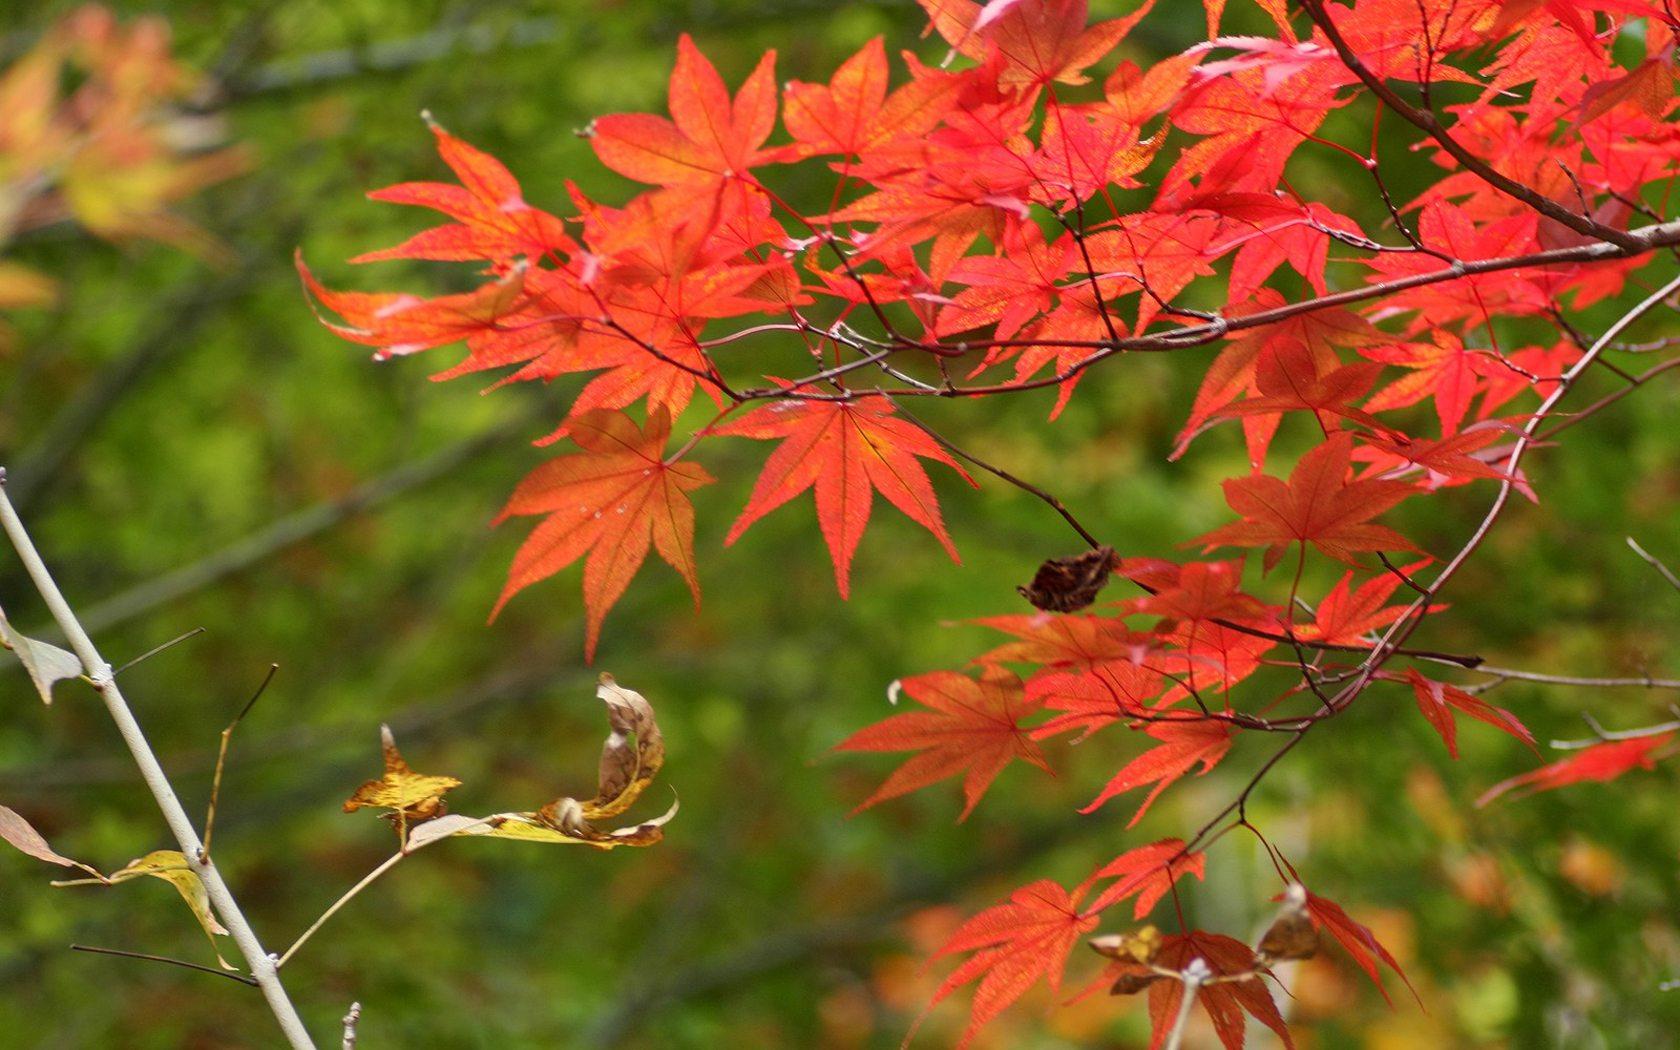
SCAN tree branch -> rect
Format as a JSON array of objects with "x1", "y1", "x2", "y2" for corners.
[{"x1": 0, "y1": 471, "x2": 316, "y2": 1049}]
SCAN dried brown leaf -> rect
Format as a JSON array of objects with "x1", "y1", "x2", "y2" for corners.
[{"x1": 0, "y1": 803, "x2": 104, "y2": 879}]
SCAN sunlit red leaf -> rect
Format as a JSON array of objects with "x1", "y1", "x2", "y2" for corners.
[
  {"x1": 1477, "y1": 733, "x2": 1675, "y2": 806},
  {"x1": 491, "y1": 408, "x2": 714, "y2": 658},
  {"x1": 836, "y1": 666, "x2": 1049, "y2": 820},
  {"x1": 713, "y1": 395, "x2": 973, "y2": 597}
]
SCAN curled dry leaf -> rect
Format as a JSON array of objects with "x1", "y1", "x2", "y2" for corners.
[
  {"x1": 56, "y1": 849, "x2": 233, "y2": 970},
  {"x1": 342, "y1": 724, "x2": 463, "y2": 838},
  {"x1": 1017, "y1": 545, "x2": 1121, "y2": 612},
  {"x1": 0, "y1": 803, "x2": 105, "y2": 880},
  {"x1": 392, "y1": 674, "x2": 676, "y2": 853},
  {"x1": 1256, "y1": 883, "x2": 1319, "y2": 963},
  {"x1": 0, "y1": 603, "x2": 83, "y2": 705}
]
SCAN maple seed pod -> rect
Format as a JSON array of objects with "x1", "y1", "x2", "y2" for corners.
[
  {"x1": 1017, "y1": 545, "x2": 1121, "y2": 612},
  {"x1": 1108, "y1": 967, "x2": 1164, "y2": 997},
  {"x1": 1258, "y1": 883, "x2": 1319, "y2": 962},
  {"x1": 1089, "y1": 924, "x2": 1162, "y2": 964}
]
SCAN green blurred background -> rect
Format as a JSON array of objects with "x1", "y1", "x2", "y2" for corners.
[{"x1": 1, "y1": 1, "x2": 1678, "y2": 1047}]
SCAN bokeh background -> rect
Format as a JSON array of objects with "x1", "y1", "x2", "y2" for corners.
[{"x1": 1, "y1": 1, "x2": 1678, "y2": 1047}]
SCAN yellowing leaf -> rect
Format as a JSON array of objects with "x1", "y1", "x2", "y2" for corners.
[
  {"x1": 407, "y1": 674, "x2": 676, "y2": 852},
  {"x1": 0, "y1": 602, "x2": 83, "y2": 705},
  {"x1": 342, "y1": 724, "x2": 463, "y2": 839},
  {"x1": 59, "y1": 850, "x2": 233, "y2": 970}
]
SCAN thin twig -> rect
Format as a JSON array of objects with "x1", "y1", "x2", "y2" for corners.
[
  {"x1": 113, "y1": 627, "x2": 207, "y2": 677},
  {"x1": 203, "y1": 663, "x2": 279, "y2": 859},
  {"x1": 1628, "y1": 537, "x2": 1680, "y2": 593},
  {"x1": 0, "y1": 472, "x2": 316, "y2": 1049},
  {"x1": 279, "y1": 852, "x2": 406, "y2": 970},
  {"x1": 70, "y1": 943, "x2": 259, "y2": 987}
]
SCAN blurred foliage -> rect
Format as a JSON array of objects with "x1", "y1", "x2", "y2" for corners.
[{"x1": 0, "y1": 1, "x2": 1677, "y2": 1048}]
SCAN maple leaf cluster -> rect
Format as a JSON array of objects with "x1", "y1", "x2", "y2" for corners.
[
  {"x1": 303, "y1": 0, "x2": 1680, "y2": 1043},
  {"x1": 0, "y1": 5, "x2": 248, "y2": 349}
]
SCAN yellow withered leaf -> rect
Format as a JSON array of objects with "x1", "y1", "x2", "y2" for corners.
[
  {"x1": 343, "y1": 724, "x2": 462, "y2": 837},
  {"x1": 59, "y1": 850, "x2": 235, "y2": 971},
  {"x1": 402, "y1": 674, "x2": 675, "y2": 852}
]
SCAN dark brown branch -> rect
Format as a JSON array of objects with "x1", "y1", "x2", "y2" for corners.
[{"x1": 69, "y1": 943, "x2": 259, "y2": 987}]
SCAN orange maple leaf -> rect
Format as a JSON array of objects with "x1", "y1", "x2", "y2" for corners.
[
  {"x1": 919, "y1": 0, "x2": 1157, "y2": 87},
  {"x1": 836, "y1": 666, "x2": 1050, "y2": 821},
  {"x1": 713, "y1": 395, "x2": 972, "y2": 597},
  {"x1": 591, "y1": 34, "x2": 778, "y2": 191},
  {"x1": 490, "y1": 408, "x2": 714, "y2": 659},
  {"x1": 353, "y1": 119, "x2": 573, "y2": 265},
  {"x1": 924, "y1": 879, "x2": 1099, "y2": 1049},
  {"x1": 1196, "y1": 431, "x2": 1418, "y2": 571}
]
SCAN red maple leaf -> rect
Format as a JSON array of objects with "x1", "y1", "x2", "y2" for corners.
[
  {"x1": 918, "y1": 0, "x2": 1157, "y2": 87},
  {"x1": 1081, "y1": 719, "x2": 1235, "y2": 824},
  {"x1": 836, "y1": 666, "x2": 1050, "y2": 820},
  {"x1": 1196, "y1": 432, "x2": 1418, "y2": 572},
  {"x1": 924, "y1": 878, "x2": 1099, "y2": 1049},
  {"x1": 1401, "y1": 669, "x2": 1535, "y2": 759},
  {"x1": 1030, "y1": 658, "x2": 1166, "y2": 741},
  {"x1": 1477, "y1": 733, "x2": 1675, "y2": 806},
  {"x1": 1299, "y1": 566, "x2": 1424, "y2": 646},
  {"x1": 781, "y1": 37, "x2": 962, "y2": 158},
  {"x1": 352, "y1": 119, "x2": 573, "y2": 264},
  {"x1": 1303, "y1": 890, "x2": 1418, "y2": 1005},
  {"x1": 973, "y1": 612, "x2": 1151, "y2": 669},
  {"x1": 1145, "y1": 931, "x2": 1294, "y2": 1050},
  {"x1": 591, "y1": 34, "x2": 779, "y2": 191},
  {"x1": 1174, "y1": 296, "x2": 1385, "y2": 468},
  {"x1": 295, "y1": 251, "x2": 527, "y2": 362},
  {"x1": 489, "y1": 408, "x2": 714, "y2": 658},
  {"x1": 1088, "y1": 838, "x2": 1206, "y2": 917},
  {"x1": 713, "y1": 394, "x2": 973, "y2": 597}
]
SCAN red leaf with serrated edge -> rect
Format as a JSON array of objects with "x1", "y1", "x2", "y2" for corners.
[
  {"x1": 1196, "y1": 432, "x2": 1418, "y2": 572},
  {"x1": 296, "y1": 251, "x2": 527, "y2": 362},
  {"x1": 592, "y1": 35, "x2": 778, "y2": 190},
  {"x1": 836, "y1": 667, "x2": 1049, "y2": 821},
  {"x1": 490, "y1": 408, "x2": 713, "y2": 659},
  {"x1": 919, "y1": 0, "x2": 1157, "y2": 87},
  {"x1": 1081, "y1": 719, "x2": 1234, "y2": 825},
  {"x1": 1030, "y1": 659, "x2": 1166, "y2": 741},
  {"x1": 1303, "y1": 891, "x2": 1418, "y2": 1006},
  {"x1": 1403, "y1": 669, "x2": 1535, "y2": 759},
  {"x1": 973, "y1": 612, "x2": 1150, "y2": 669},
  {"x1": 1088, "y1": 838, "x2": 1206, "y2": 917},
  {"x1": 923, "y1": 879, "x2": 1098, "y2": 1049},
  {"x1": 713, "y1": 395, "x2": 973, "y2": 598},
  {"x1": 781, "y1": 38, "x2": 962, "y2": 158},
  {"x1": 1145, "y1": 932, "x2": 1294, "y2": 1050},
  {"x1": 1477, "y1": 734, "x2": 1675, "y2": 806},
  {"x1": 1300, "y1": 566, "x2": 1423, "y2": 646},
  {"x1": 353, "y1": 120, "x2": 573, "y2": 264}
]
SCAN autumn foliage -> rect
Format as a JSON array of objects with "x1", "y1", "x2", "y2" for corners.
[{"x1": 299, "y1": 0, "x2": 1680, "y2": 1044}]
